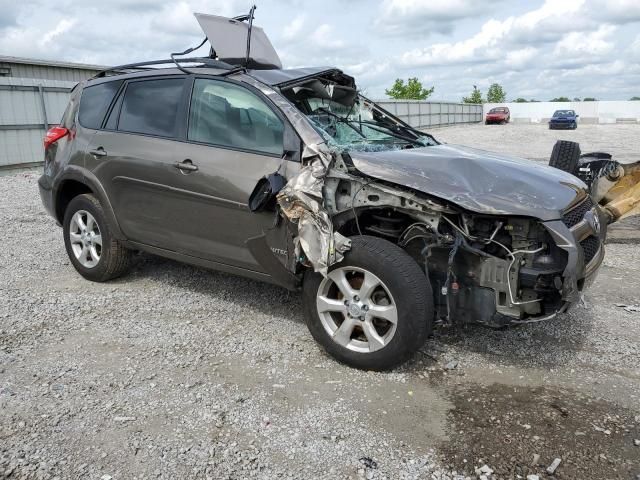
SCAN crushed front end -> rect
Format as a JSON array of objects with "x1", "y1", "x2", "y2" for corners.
[{"x1": 426, "y1": 195, "x2": 606, "y2": 327}]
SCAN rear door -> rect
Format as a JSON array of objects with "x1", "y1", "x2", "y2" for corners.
[{"x1": 87, "y1": 76, "x2": 187, "y2": 249}]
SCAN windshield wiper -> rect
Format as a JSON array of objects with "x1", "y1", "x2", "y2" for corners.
[
  {"x1": 315, "y1": 107, "x2": 367, "y2": 139},
  {"x1": 357, "y1": 120, "x2": 426, "y2": 146}
]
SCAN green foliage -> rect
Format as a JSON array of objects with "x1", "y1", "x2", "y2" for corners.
[
  {"x1": 463, "y1": 86, "x2": 483, "y2": 104},
  {"x1": 514, "y1": 98, "x2": 529, "y2": 103},
  {"x1": 583, "y1": 97, "x2": 597, "y2": 101},
  {"x1": 550, "y1": 96, "x2": 571, "y2": 102},
  {"x1": 629, "y1": 96, "x2": 640, "y2": 101},
  {"x1": 486, "y1": 83, "x2": 506, "y2": 103},
  {"x1": 385, "y1": 78, "x2": 435, "y2": 100}
]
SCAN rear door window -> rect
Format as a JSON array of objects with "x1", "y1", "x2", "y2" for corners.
[
  {"x1": 188, "y1": 79, "x2": 284, "y2": 155},
  {"x1": 118, "y1": 78, "x2": 185, "y2": 138},
  {"x1": 78, "y1": 80, "x2": 123, "y2": 129}
]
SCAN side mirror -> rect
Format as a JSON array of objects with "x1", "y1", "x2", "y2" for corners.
[
  {"x1": 249, "y1": 172, "x2": 287, "y2": 212},
  {"x1": 576, "y1": 114, "x2": 580, "y2": 117}
]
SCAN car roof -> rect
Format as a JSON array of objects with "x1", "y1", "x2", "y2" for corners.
[
  {"x1": 86, "y1": 64, "x2": 340, "y2": 88},
  {"x1": 246, "y1": 67, "x2": 338, "y2": 86}
]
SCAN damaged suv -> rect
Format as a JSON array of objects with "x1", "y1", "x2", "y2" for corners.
[{"x1": 39, "y1": 12, "x2": 635, "y2": 370}]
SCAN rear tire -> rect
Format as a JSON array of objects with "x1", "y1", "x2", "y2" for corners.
[
  {"x1": 549, "y1": 140, "x2": 581, "y2": 174},
  {"x1": 63, "y1": 194, "x2": 132, "y2": 282},
  {"x1": 302, "y1": 235, "x2": 433, "y2": 371}
]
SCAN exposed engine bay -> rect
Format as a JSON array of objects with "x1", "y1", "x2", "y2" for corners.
[{"x1": 243, "y1": 69, "x2": 640, "y2": 327}]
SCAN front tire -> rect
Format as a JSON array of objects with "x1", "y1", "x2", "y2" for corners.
[
  {"x1": 302, "y1": 235, "x2": 433, "y2": 370},
  {"x1": 63, "y1": 194, "x2": 132, "y2": 282}
]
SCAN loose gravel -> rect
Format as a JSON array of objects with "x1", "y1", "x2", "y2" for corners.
[{"x1": 1, "y1": 133, "x2": 640, "y2": 479}]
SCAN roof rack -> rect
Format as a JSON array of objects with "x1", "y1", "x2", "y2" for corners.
[{"x1": 91, "y1": 57, "x2": 236, "y2": 79}]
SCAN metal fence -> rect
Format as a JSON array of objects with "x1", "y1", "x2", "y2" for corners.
[
  {"x1": 0, "y1": 77, "x2": 77, "y2": 167},
  {"x1": 374, "y1": 100, "x2": 483, "y2": 128}
]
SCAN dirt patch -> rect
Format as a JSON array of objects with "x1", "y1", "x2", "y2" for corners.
[{"x1": 439, "y1": 383, "x2": 640, "y2": 479}]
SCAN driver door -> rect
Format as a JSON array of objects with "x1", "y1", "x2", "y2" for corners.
[{"x1": 168, "y1": 77, "x2": 300, "y2": 272}]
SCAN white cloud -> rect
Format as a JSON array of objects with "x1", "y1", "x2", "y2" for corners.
[
  {"x1": 40, "y1": 18, "x2": 77, "y2": 47},
  {"x1": 553, "y1": 25, "x2": 616, "y2": 57},
  {"x1": 377, "y1": 0, "x2": 502, "y2": 36},
  {"x1": 283, "y1": 14, "x2": 305, "y2": 41}
]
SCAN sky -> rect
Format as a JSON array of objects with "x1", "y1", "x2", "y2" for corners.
[{"x1": 1, "y1": 0, "x2": 639, "y2": 101}]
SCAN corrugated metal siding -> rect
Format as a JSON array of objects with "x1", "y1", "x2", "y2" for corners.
[
  {"x1": 0, "y1": 61, "x2": 99, "y2": 82},
  {"x1": 0, "y1": 78, "x2": 77, "y2": 167},
  {"x1": 374, "y1": 100, "x2": 483, "y2": 128}
]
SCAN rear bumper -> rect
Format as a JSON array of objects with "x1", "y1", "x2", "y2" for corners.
[{"x1": 38, "y1": 175, "x2": 56, "y2": 220}]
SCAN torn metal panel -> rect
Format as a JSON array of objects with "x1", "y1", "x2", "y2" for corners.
[{"x1": 239, "y1": 73, "x2": 351, "y2": 275}]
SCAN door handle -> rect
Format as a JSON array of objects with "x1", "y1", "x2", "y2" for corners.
[
  {"x1": 89, "y1": 147, "x2": 107, "y2": 157},
  {"x1": 174, "y1": 159, "x2": 199, "y2": 173}
]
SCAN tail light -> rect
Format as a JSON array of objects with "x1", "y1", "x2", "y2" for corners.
[{"x1": 44, "y1": 126, "x2": 69, "y2": 150}]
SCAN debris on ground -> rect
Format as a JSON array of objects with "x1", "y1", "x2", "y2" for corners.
[
  {"x1": 616, "y1": 304, "x2": 640, "y2": 313},
  {"x1": 359, "y1": 457, "x2": 378, "y2": 469},
  {"x1": 546, "y1": 458, "x2": 562, "y2": 474},
  {"x1": 444, "y1": 360, "x2": 459, "y2": 370}
]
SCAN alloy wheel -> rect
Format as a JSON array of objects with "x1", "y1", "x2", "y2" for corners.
[
  {"x1": 316, "y1": 267, "x2": 398, "y2": 353},
  {"x1": 69, "y1": 210, "x2": 102, "y2": 268}
]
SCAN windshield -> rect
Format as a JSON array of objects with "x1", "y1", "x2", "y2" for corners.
[
  {"x1": 553, "y1": 110, "x2": 574, "y2": 116},
  {"x1": 489, "y1": 108, "x2": 507, "y2": 113},
  {"x1": 281, "y1": 79, "x2": 435, "y2": 153}
]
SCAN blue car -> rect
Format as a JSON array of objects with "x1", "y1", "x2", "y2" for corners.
[{"x1": 549, "y1": 109, "x2": 578, "y2": 129}]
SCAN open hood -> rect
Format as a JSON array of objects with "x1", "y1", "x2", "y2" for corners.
[
  {"x1": 194, "y1": 12, "x2": 282, "y2": 69},
  {"x1": 349, "y1": 144, "x2": 588, "y2": 221}
]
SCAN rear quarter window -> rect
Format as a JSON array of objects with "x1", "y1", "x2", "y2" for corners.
[{"x1": 78, "y1": 81, "x2": 123, "y2": 129}]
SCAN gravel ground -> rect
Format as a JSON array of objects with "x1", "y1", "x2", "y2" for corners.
[{"x1": 1, "y1": 138, "x2": 640, "y2": 479}]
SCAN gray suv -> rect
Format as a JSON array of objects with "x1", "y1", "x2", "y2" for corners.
[{"x1": 38, "y1": 15, "x2": 607, "y2": 370}]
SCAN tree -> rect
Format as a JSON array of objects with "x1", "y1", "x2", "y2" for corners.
[
  {"x1": 463, "y1": 85, "x2": 483, "y2": 104},
  {"x1": 385, "y1": 78, "x2": 434, "y2": 100},
  {"x1": 573, "y1": 97, "x2": 581, "y2": 102},
  {"x1": 486, "y1": 83, "x2": 506, "y2": 103},
  {"x1": 630, "y1": 96, "x2": 640, "y2": 101},
  {"x1": 514, "y1": 98, "x2": 529, "y2": 103},
  {"x1": 583, "y1": 97, "x2": 597, "y2": 101},
  {"x1": 550, "y1": 96, "x2": 571, "y2": 102}
]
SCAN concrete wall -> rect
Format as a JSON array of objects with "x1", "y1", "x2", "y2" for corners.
[
  {"x1": 375, "y1": 100, "x2": 482, "y2": 128},
  {"x1": 0, "y1": 77, "x2": 77, "y2": 167},
  {"x1": 484, "y1": 101, "x2": 640, "y2": 124}
]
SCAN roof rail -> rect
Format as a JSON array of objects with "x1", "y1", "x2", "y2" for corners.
[{"x1": 91, "y1": 57, "x2": 236, "y2": 79}]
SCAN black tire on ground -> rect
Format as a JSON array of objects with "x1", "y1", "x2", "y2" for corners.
[
  {"x1": 485, "y1": 120, "x2": 489, "y2": 125},
  {"x1": 63, "y1": 193, "x2": 132, "y2": 282},
  {"x1": 549, "y1": 140, "x2": 581, "y2": 174},
  {"x1": 302, "y1": 235, "x2": 433, "y2": 371}
]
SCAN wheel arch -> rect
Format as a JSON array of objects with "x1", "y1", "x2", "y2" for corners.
[{"x1": 53, "y1": 169, "x2": 126, "y2": 240}]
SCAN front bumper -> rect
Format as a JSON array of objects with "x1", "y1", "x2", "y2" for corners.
[
  {"x1": 549, "y1": 120, "x2": 575, "y2": 129},
  {"x1": 470, "y1": 199, "x2": 606, "y2": 327}
]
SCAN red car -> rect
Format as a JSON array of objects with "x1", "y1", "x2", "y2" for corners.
[{"x1": 485, "y1": 107, "x2": 510, "y2": 124}]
